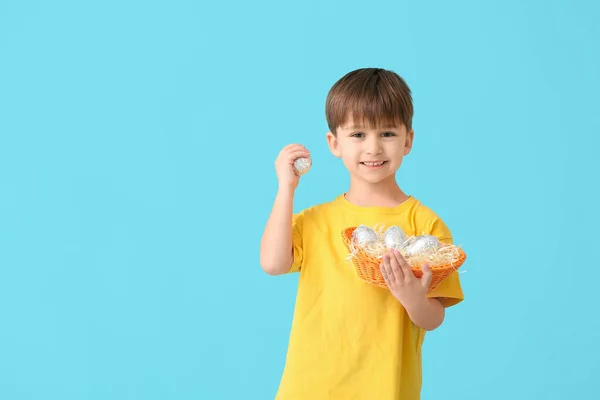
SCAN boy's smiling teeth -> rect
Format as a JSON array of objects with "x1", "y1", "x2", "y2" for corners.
[{"x1": 361, "y1": 161, "x2": 386, "y2": 166}]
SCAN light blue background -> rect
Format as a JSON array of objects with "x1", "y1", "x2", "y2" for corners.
[{"x1": 1, "y1": 0, "x2": 598, "y2": 399}]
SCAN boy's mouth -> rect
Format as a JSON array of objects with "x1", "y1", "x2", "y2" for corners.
[{"x1": 360, "y1": 161, "x2": 387, "y2": 168}]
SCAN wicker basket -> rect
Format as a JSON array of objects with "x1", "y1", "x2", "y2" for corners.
[{"x1": 341, "y1": 227, "x2": 466, "y2": 292}]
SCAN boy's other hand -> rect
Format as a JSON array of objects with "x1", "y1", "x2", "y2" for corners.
[
  {"x1": 275, "y1": 144, "x2": 311, "y2": 190},
  {"x1": 380, "y1": 248, "x2": 432, "y2": 308}
]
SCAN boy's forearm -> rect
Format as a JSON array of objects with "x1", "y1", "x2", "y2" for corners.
[
  {"x1": 259, "y1": 186, "x2": 295, "y2": 275},
  {"x1": 404, "y1": 297, "x2": 445, "y2": 331}
]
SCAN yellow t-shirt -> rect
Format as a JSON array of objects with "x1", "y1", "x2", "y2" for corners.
[{"x1": 275, "y1": 194, "x2": 464, "y2": 400}]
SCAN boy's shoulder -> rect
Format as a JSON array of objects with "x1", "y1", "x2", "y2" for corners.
[
  {"x1": 408, "y1": 196, "x2": 454, "y2": 241},
  {"x1": 409, "y1": 196, "x2": 445, "y2": 220}
]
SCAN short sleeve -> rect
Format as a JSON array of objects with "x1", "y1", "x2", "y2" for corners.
[
  {"x1": 287, "y1": 211, "x2": 304, "y2": 273},
  {"x1": 425, "y1": 217, "x2": 464, "y2": 307}
]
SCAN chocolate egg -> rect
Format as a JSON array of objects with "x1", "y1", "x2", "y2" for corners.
[
  {"x1": 352, "y1": 225, "x2": 379, "y2": 248},
  {"x1": 402, "y1": 235, "x2": 441, "y2": 257},
  {"x1": 293, "y1": 157, "x2": 311, "y2": 176},
  {"x1": 383, "y1": 226, "x2": 408, "y2": 250}
]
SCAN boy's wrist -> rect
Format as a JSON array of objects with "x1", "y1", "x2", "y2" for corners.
[
  {"x1": 402, "y1": 295, "x2": 444, "y2": 331},
  {"x1": 402, "y1": 293, "x2": 438, "y2": 320},
  {"x1": 277, "y1": 184, "x2": 296, "y2": 197},
  {"x1": 401, "y1": 293, "x2": 428, "y2": 314}
]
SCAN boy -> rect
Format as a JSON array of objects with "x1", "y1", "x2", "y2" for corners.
[{"x1": 260, "y1": 68, "x2": 464, "y2": 399}]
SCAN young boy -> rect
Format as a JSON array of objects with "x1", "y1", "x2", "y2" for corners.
[{"x1": 260, "y1": 68, "x2": 464, "y2": 399}]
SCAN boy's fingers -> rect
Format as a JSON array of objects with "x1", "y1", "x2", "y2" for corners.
[
  {"x1": 394, "y1": 250, "x2": 412, "y2": 281},
  {"x1": 381, "y1": 254, "x2": 396, "y2": 284},
  {"x1": 388, "y1": 250, "x2": 404, "y2": 282},
  {"x1": 279, "y1": 145, "x2": 305, "y2": 158},
  {"x1": 284, "y1": 144, "x2": 306, "y2": 153},
  {"x1": 288, "y1": 149, "x2": 310, "y2": 162},
  {"x1": 380, "y1": 262, "x2": 391, "y2": 287},
  {"x1": 421, "y1": 263, "x2": 433, "y2": 289}
]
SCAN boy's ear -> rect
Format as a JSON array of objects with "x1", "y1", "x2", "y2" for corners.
[
  {"x1": 404, "y1": 129, "x2": 414, "y2": 155},
  {"x1": 326, "y1": 131, "x2": 341, "y2": 158}
]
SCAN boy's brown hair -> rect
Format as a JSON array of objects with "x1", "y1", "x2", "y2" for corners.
[{"x1": 325, "y1": 68, "x2": 414, "y2": 135}]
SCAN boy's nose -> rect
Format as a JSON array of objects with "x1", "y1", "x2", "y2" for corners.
[{"x1": 365, "y1": 138, "x2": 383, "y2": 154}]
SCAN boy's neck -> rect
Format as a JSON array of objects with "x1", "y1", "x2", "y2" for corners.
[{"x1": 344, "y1": 176, "x2": 409, "y2": 208}]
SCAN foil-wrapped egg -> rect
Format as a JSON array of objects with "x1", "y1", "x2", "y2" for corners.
[
  {"x1": 352, "y1": 225, "x2": 379, "y2": 249},
  {"x1": 382, "y1": 225, "x2": 408, "y2": 250},
  {"x1": 293, "y1": 157, "x2": 311, "y2": 176},
  {"x1": 402, "y1": 235, "x2": 441, "y2": 257}
]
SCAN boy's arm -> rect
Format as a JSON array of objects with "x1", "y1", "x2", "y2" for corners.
[
  {"x1": 386, "y1": 217, "x2": 464, "y2": 330},
  {"x1": 259, "y1": 144, "x2": 310, "y2": 276},
  {"x1": 260, "y1": 187, "x2": 295, "y2": 275}
]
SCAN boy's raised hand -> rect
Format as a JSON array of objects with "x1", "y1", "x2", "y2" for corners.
[
  {"x1": 275, "y1": 144, "x2": 310, "y2": 190},
  {"x1": 380, "y1": 248, "x2": 432, "y2": 308}
]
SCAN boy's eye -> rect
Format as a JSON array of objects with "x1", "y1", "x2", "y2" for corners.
[{"x1": 350, "y1": 131, "x2": 397, "y2": 138}]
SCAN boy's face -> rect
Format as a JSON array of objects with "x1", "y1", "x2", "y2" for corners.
[{"x1": 326, "y1": 116, "x2": 414, "y2": 184}]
